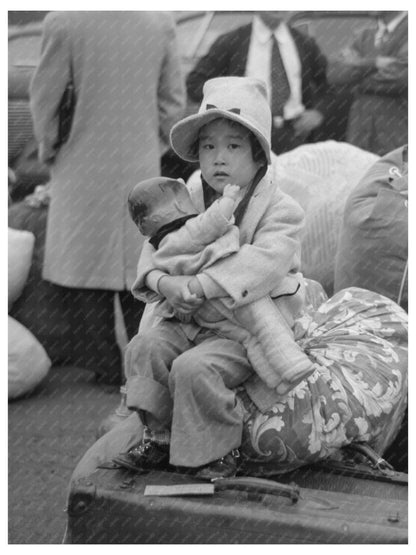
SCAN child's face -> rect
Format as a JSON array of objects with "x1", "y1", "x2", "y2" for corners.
[{"x1": 198, "y1": 119, "x2": 264, "y2": 194}]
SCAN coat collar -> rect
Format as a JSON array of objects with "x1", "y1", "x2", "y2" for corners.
[{"x1": 252, "y1": 15, "x2": 292, "y2": 45}]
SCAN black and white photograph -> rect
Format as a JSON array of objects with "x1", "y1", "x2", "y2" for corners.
[{"x1": 7, "y1": 1, "x2": 409, "y2": 545}]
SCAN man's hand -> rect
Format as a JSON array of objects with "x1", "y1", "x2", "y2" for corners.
[
  {"x1": 339, "y1": 47, "x2": 362, "y2": 64},
  {"x1": 375, "y1": 55, "x2": 397, "y2": 70},
  {"x1": 158, "y1": 275, "x2": 204, "y2": 315},
  {"x1": 293, "y1": 110, "x2": 324, "y2": 138}
]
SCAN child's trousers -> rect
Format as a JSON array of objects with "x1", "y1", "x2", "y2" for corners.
[{"x1": 124, "y1": 320, "x2": 252, "y2": 467}]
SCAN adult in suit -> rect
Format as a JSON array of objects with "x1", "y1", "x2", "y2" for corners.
[
  {"x1": 328, "y1": 11, "x2": 407, "y2": 156},
  {"x1": 186, "y1": 11, "x2": 332, "y2": 155},
  {"x1": 30, "y1": 11, "x2": 185, "y2": 384}
]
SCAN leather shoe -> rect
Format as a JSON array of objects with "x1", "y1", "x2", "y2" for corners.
[
  {"x1": 195, "y1": 449, "x2": 240, "y2": 480},
  {"x1": 113, "y1": 438, "x2": 169, "y2": 471}
]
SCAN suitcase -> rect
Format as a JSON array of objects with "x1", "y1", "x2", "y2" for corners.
[{"x1": 66, "y1": 461, "x2": 407, "y2": 544}]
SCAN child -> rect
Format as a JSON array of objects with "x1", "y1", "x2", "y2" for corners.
[
  {"x1": 127, "y1": 176, "x2": 313, "y2": 393},
  {"x1": 114, "y1": 77, "x2": 314, "y2": 480}
]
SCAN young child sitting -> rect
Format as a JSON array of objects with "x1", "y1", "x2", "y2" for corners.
[
  {"x1": 128, "y1": 176, "x2": 313, "y2": 394},
  {"x1": 114, "y1": 77, "x2": 314, "y2": 480}
]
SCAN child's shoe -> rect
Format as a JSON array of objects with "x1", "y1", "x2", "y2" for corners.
[
  {"x1": 113, "y1": 438, "x2": 169, "y2": 472},
  {"x1": 195, "y1": 449, "x2": 240, "y2": 480}
]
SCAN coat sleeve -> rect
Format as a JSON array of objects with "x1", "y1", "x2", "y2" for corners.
[
  {"x1": 182, "y1": 201, "x2": 234, "y2": 249},
  {"x1": 157, "y1": 15, "x2": 186, "y2": 149},
  {"x1": 368, "y1": 43, "x2": 408, "y2": 95},
  {"x1": 29, "y1": 12, "x2": 72, "y2": 164},
  {"x1": 327, "y1": 28, "x2": 408, "y2": 96},
  {"x1": 327, "y1": 31, "x2": 380, "y2": 87},
  {"x1": 131, "y1": 241, "x2": 162, "y2": 302},
  {"x1": 198, "y1": 189, "x2": 305, "y2": 308},
  {"x1": 302, "y1": 33, "x2": 335, "y2": 119},
  {"x1": 186, "y1": 31, "x2": 236, "y2": 102}
]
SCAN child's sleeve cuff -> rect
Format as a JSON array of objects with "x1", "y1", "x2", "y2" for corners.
[
  {"x1": 196, "y1": 273, "x2": 227, "y2": 299},
  {"x1": 145, "y1": 270, "x2": 168, "y2": 293}
]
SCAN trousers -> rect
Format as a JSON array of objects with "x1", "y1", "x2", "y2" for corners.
[
  {"x1": 124, "y1": 320, "x2": 252, "y2": 467},
  {"x1": 63, "y1": 288, "x2": 144, "y2": 385}
]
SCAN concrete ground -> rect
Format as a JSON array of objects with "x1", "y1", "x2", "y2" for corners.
[
  {"x1": 8, "y1": 364, "x2": 408, "y2": 544},
  {"x1": 8, "y1": 365, "x2": 120, "y2": 544}
]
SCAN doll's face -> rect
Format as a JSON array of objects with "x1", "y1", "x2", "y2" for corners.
[
  {"x1": 134, "y1": 203, "x2": 165, "y2": 237},
  {"x1": 130, "y1": 182, "x2": 197, "y2": 237},
  {"x1": 198, "y1": 118, "x2": 264, "y2": 195}
]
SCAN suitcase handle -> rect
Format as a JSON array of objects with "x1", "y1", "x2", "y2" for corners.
[{"x1": 213, "y1": 476, "x2": 300, "y2": 503}]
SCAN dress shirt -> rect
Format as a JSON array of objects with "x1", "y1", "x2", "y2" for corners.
[
  {"x1": 374, "y1": 11, "x2": 407, "y2": 46},
  {"x1": 245, "y1": 16, "x2": 304, "y2": 120}
]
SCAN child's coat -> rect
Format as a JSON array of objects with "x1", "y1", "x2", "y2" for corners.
[{"x1": 133, "y1": 168, "x2": 309, "y2": 409}]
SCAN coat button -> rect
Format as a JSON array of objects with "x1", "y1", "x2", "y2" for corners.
[{"x1": 242, "y1": 290, "x2": 248, "y2": 297}]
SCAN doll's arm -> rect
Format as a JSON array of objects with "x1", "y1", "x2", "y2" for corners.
[{"x1": 182, "y1": 185, "x2": 241, "y2": 249}]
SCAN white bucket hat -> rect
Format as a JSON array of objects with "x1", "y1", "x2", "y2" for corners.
[{"x1": 170, "y1": 77, "x2": 272, "y2": 164}]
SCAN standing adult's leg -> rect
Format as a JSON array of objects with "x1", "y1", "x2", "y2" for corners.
[
  {"x1": 168, "y1": 332, "x2": 253, "y2": 467},
  {"x1": 68, "y1": 287, "x2": 122, "y2": 385},
  {"x1": 118, "y1": 290, "x2": 145, "y2": 341}
]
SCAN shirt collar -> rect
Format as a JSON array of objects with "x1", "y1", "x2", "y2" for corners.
[
  {"x1": 253, "y1": 15, "x2": 290, "y2": 44},
  {"x1": 378, "y1": 11, "x2": 407, "y2": 34}
]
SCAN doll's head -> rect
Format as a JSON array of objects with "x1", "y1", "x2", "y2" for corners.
[{"x1": 128, "y1": 177, "x2": 197, "y2": 237}]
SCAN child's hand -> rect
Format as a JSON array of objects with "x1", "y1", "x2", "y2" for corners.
[
  {"x1": 223, "y1": 184, "x2": 240, "y2": 200},
  {"x1": 158, "y1": 275, "x2": 204, "y2": 315},
  {"x1": 188, "y1": 276, "x2": 205, "y2": 298}
]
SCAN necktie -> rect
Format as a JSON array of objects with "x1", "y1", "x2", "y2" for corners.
[
  {"x1": 270, "y1": 36, "x2": 290, "y2": 117},
  {"x1": 374, "y1": 21, "x2": 389, "y2": 47}
]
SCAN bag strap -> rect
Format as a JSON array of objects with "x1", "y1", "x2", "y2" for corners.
[
  {"x1": 397, "y1": 259, "x2": 408, "y2": 307},
  {"x1": 315, "y1": 442, "x2": 408, "y2": 486},
  {"x1": 234, "y1": 165, "x2": 267, "y2": 227}
]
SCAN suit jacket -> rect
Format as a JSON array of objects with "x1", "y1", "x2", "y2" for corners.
[
  {"x1": 328, "y1": 15, "x2": 408, "y2": 97},
  {"x1": 30, "y1": 11, "x2": 185, "y2": 289},
  {"x1": 328, "y1": 15, "x2": 408, "y2": 155},
  {"x1": 187, "y1": 23, "x2": 331, "y2": 119}
]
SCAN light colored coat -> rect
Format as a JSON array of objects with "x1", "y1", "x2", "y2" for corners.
[
  {"x1": 30, "y1": 11, "x2": 185, "y2": 289},
  {"x1": 134, "y1": 168, "x2": 309, "y2": 409},
  {"x1": 136, "y1": 169, "x2": 304, "y2": 308}
]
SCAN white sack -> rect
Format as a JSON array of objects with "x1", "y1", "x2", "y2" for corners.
[
  {"x1": 8, "y1": 227, "x2": 35, "y2": 310},
  {"x1": 8, "y1": 316, "x2": 51, "y2": 399}
]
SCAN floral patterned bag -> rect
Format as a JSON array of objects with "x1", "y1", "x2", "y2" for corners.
[{"x1": 239, "y1": 286, "x2": 408, "y2": 476}]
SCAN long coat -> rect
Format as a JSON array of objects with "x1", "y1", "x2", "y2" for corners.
[{"x1": 30, "y1": 11, "x2": 185, "y2": 290}]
